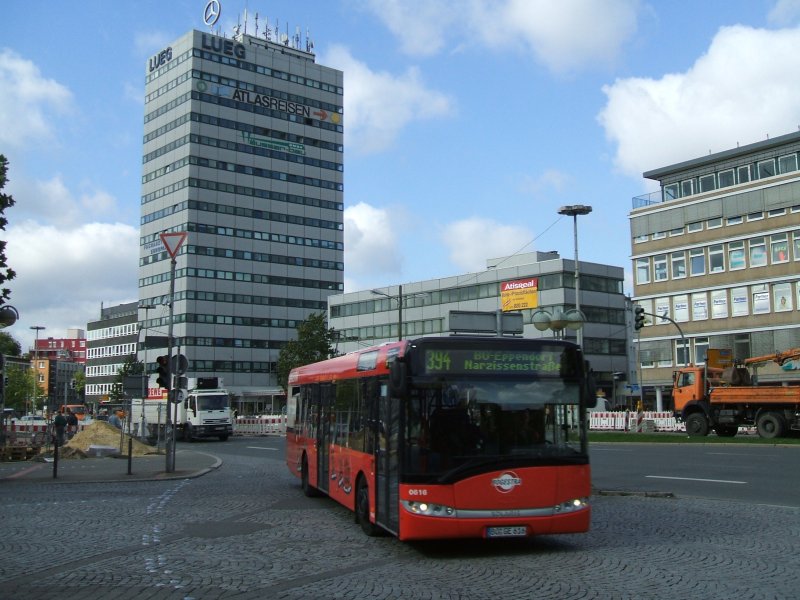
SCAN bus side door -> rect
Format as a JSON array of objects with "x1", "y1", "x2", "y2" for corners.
[
  {"x1": 316, "y1": 382, "x2": 334, "y2": 494},
  {"x1": 375, "y1": 378, "x2": 400, "y2": 534}
]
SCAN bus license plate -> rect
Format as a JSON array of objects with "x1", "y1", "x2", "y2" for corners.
[{"x1": 486, "y1": 526, "x2": 527, "y2": 538}]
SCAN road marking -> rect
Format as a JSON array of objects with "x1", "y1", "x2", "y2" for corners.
[
  {"x1": 646, "y1": 475, "x2": 746, "y2": 484},
  {"x1": 706, "y1": 452, "x2": 752, "y2": 456},
  {"x1": 247, "y1": 446, "x2": 277, "y2": 451}
]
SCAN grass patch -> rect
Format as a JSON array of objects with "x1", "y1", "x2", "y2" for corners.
[{"x1": 588, "y1": 431, "x2": 800, "y2": 444}]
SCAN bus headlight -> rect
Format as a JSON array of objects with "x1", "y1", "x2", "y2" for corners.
[
  {"x1": 553, "y1": 497, "x2": 589, "y2": 513},
  {"x1": 401, "y1": 500, "x2": 457, "y2": 517}
]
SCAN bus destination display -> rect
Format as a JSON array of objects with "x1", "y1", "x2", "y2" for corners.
[{"x1": 424, "y1": 348, "x2": 565, "y2": 375}]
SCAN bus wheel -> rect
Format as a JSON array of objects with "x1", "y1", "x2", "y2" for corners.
[
  {"x1": 355, "y1": 477, "x2": 380, "y2": 537},
  {"x1": 685, "y1": 413, "x2": 709, "y2": 437},
  {"x1": 714, "y1": 425, "x2": 738, "y2": 437},
  {"x1": 301, "y1": 455, "x2": 319, "y2": 497},
  {"x1": 756, "y1": 412, "x2": 785, "y2": 439}
]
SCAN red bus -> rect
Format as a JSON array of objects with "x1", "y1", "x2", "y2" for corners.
[{"x1": 286, "y1": 335, "x2": 591, "y2": 541}]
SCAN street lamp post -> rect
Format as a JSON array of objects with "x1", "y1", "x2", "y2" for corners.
[
  {"x1": 558, "y1": 205, "x2": 592, "y2": 347},
  {"x1": 372, "y1": 284, "x2": 405, "y2": 341},
  {"x1": 30, "y1": 325, "x2": 45, "y2": 415}
]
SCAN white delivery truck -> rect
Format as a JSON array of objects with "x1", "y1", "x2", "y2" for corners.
[{"x1": 131, "y1": 377, "x2": 233, "y2": 442}]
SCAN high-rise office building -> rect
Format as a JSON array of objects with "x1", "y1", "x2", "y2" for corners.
[{"x1": 139, "y1": 28, "x2": 344, "y2": 403}]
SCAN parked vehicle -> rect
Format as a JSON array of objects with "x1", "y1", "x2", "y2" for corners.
[
  {"x1": 673, "y1": 348, "x2": 800, "y2": 439},
  {"x1": 130, "y1": 377, "x2": 233, "y2": 442}
]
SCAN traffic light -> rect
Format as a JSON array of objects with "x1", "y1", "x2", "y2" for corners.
[
  {"x1": 634, "y1": 305, "x2": 646, "y2": 331},
  {"x1": 155, "y1": 355, "x2": 171, "y2": 390}
]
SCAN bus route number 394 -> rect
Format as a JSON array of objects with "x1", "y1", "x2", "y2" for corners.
[{"x1": 408, "y1": 488, "x2": 428, "y2": 496}]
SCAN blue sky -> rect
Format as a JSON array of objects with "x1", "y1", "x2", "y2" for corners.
[{"x1": 4, "y1": 0, "x2": 800, "y2": 352}]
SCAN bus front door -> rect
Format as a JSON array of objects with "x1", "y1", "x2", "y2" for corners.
[{"x1": 375, "y1": 379, "x2": 400, "y2": 533}]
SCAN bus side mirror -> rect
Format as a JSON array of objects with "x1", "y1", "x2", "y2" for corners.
[{"x1": 389, "y1": 360, "x2": 408, "y2": 397}]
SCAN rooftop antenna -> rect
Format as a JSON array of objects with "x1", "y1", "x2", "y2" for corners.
[
  {"x1": 243, "y1": 7, "x2": 248, "y2": 36},
  {"x1": 294, "y1": 26, "x2": 301, "y2": 49},
  {"x1": 306, "y1": 28, "x2": 314, "y2": 53},
  {"x1": 254, "y1": 12, "x2": 259, "y2": 38}
]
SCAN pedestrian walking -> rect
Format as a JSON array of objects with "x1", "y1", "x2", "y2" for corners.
[
  {"x1": 53, "y1": 412, "x2": 67, "y2": 446},
  {"x1": 66, "y1": 409, "x2": 79, "y2": 440}
]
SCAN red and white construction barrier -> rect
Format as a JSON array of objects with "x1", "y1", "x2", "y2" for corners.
[{"x1": 234, "y1": 415, "x2": 287, "y2": 436}]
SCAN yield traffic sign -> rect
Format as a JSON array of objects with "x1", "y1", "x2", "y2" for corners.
[{"x1": 160, "y1": 232, "x2": 187, "y2": 259}]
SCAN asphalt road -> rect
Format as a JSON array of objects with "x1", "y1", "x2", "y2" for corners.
[
  {"x1": 590, "y1": 441, "x2": 800, "y2": 506},
  {"x1": 0, "y1": 436, "x2": 798, "y2": 599}
]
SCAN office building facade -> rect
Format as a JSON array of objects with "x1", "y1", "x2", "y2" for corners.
[
  {"x1": 630, "y1": 130, "x2": 800, "y2": 409},
  {"x1": 85, "y1": 302, "x2": 138, "y2": 409},
  {"x1": 329, "y1": 252, "x2": 630, "y2": 404},
  {"x1": 139, "y1": 29, "x2": 344, "y2": 399}
]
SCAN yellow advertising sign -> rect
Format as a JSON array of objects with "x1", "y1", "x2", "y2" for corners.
[
  {"x1": 500, "y1": 277, "x2": 539, "y2": 312},
  {"x1": 706, "y1": 348, "x2": 733, "y2": 369}
]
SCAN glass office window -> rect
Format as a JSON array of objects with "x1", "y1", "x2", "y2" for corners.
[
  {"x1": 757, "y1": 159, "x2": 776, "y2": 179},
  {"x1": 653, "y1": 254, "x2": 668, "y2": 281},
  {"x1": 731, "y1": 287, "x2": 749, "y2": 317},
  {"x1": 728, "y1": 241, "x2": 745, "y2": 270},
  {"x1": 699, "y1": 174, "x2": 716, "y2": 192},
  {"x1": 749, "y1": 237, "x2": 767, "y2": 267},
  {"x1": 708, "y1": 244, "x2": 725, "y2": 273},
  {"x1": 726, "y1": 215, "x2": 743, "y2": 226},
  {"x1": 669, "y1": 227, "x2": 684, "y2": 236},
  {"x1": 794, "y1": 231, "x2": 800, "y2": 261},
  {"x1": 706, "y1": 217, "x2": 722, "y2": 229},
  {"x1": 664, "y1": 183, "x2": 679, "y2": 200},
  {"x1": 673, "y1": 295, "x2": 689, "y2": 322},
  {"x1": 681, "y1": 180, "x2": 694, "y2": 197},
  {"x1": 718, "y1": 169, "x2": 735, "y2": 188},
  {"x1": 692, "y1": 293, "x2": 708, "y2": 321},
  {"x1": 778, "y1": 154, "x2": 798, "y2": 174},
  {"x1": 687, "y1": 221, "x2": 703, "y2": 233},
  {"x1": 752, "y1": 285, "x2": 770, "y2": 314},
  {"x1": 671, "y1": 251, "x2": 686, "y2": 279},
  {"x1": 711, "y1": 289, "x2": 728, "y2": 319},
  {"x1": 737, "y1": 165, "x2": 751, "y2": 183},
  {"x1": 690, "y1": 248, "x2": 705, "y2": 275},
  {"x1": 774, "y1": 282, "x2": 793, "y2": 312},
  {"x1": 694, "y1": 337, "x2": 709, "y2": 365},
  {"x1": 636, "y1": 258, "x2": 650, "y2": 284},
  {"x1": 771, "y1": 233, "x2": 789, "y2": 263},
  {"x1": 768, "y1": 208, "x2": 786, "y2": 217},
  {"x1": 652, "y1": 231, "x2": 666, "y2": 240},
  {"x1": 747, "y1": 211, "x2": 764, "y2": 222}
]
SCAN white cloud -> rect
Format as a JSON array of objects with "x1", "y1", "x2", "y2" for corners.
[
  {"x1": 442, "y1": 217, "x2": 533, "y2": 272},
  {"x1": 6, "y1": 220, "x2": 139, "y2": 350},
  {"x1": 598, "y1": 25, "x2": 800, "y2": 181},
  {"x1": 0, "y1": 49, "x2": 73, "y2": 149},
  {"x1": 362, "y1": 0, "x2": 640, "y2": 72},
  {"x1": 519, "y1": 168, "x2": 571, "y2": 196},
  {"x1": 768, "y1": 0, "x2": 800, "y2": 26},
  {"x1": 343, "y1": 202, "x2": 403, "y2": 288},
  {"x1": 322, "y1": 45, "x2": 454, "y2": 154},
  {"x1": 8, "y1": 174, "x2": 119, "y2": 228}
]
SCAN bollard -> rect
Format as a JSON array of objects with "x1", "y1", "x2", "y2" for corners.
[
  {"x1": 127, "y1": 438, "x2": 133, "y2": 475},
  {"x1": 53, "y1": 441, "x2": 59, "y2": 479}
]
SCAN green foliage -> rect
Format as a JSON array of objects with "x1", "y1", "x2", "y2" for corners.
[
  {"x1": 4, "y1": 364, "x2": 37, "y2": 413},
  {"x1": 0, "y1": 155, "x2": 16, "y2": 305},
  {"x1": 0, "y1": 331, "x2": 21, "y2": 356},
  {"x1": 276, "y1": 313, "x2": 337, "y2": 393},
  {"x1": 109, "y1": 355, "x2": 144, "y2": 402}
]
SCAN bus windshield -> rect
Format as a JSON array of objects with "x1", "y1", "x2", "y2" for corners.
[{"x1": 404, "y1": 378, "x2": 583, "y2": 480}]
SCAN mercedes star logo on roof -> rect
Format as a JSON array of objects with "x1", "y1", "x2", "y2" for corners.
[{"x1": 203, "y1": 0, "x2": 221, "y2": 27}]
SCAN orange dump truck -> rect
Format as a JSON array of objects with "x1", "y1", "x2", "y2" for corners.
[{"x1": 673, "y1": 348, "x2": 800, "y2": 439}]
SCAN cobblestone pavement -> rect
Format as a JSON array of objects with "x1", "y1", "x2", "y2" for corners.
[{"x1": 0, "y1": 445, "x2": 798, "y2": 600}]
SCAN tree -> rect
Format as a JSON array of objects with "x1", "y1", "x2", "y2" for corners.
[
  {"x1": 0, "y1": 155, "x2": 17, "y2": 305},
  {"x1": 4, "y1": 364, "x2": 36, "y2": 413},
  {"x1": 109, "y1": 355, "x2": 144, "y2": 402},
  {"x1": 0, "y1": 331, "x2": 21, "y2": 356},
  {"x1": 276, "y1": 313, "x2": 337, "y2": 393}
]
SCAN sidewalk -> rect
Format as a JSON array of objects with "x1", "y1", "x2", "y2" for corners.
[{"x1": 0, "y1": 449, "x2": 221, "y2": 483}]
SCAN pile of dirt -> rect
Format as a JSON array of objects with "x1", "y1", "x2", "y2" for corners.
[{"x1": 59, "y1": 421, "x2": 159, "y2": 459}]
